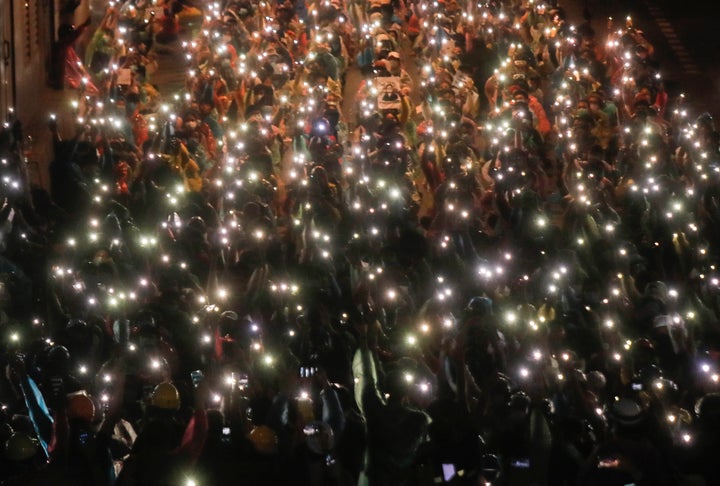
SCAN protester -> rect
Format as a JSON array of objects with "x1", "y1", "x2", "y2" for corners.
[{"x1": 1, "y1": 0, "x2": 719, "y2": 484}]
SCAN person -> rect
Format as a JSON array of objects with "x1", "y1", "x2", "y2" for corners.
[
  {"x1": 154, "y1": 0, "x2": 183, "y2": 44},
  {"x1": 85, "y1": 9, "x2": 119, "y2": 82},
  {"x1": 49, "y1": 19, "x2": 99, "y2": 94},
  {"x1": 509, "y1": 84, "x2": 552, "y2": 139},
  {"x1": 115, "y1": 381, "x2": 208, "y2": 485},
  {"x1": 385, "y1": 52, "x2": 412, "y2": 95},
  {"x1": 353, "y1": 321, "x2": 430, "y2": 485}
]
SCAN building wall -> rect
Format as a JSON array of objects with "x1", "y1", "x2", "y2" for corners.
[
  {"x1": 14, "y1": 0, "x2": 53, "y2": 121},
  {"x1": 0, "y1": 0, "x2": 91, "y2": 187},
  {"x1": 0, "y1": 0, "x2": 94, "y2": 121},
  {"x1": 0, "y1": 0, "x2": 15, "y2": 122}
]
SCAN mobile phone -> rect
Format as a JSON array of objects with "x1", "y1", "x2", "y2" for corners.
[
  {"x1": 442, "y1": 464, "x2": 456, "y2": 481},
  {"x1": 236, "y1": 373, "x2": 249, "y2": 390},
  {"x1": 222, "y1": 426, "x2": 231, "y2": 443},
  {"x1": 191, "y1": 370, "x2": 204, "y2": 388},
  {"x1": 510, "y1": 458, "x2": 530, "y2": 469},
  {"x1": 79, "y1": 431, "x2": 89, "y2": 445},
  {"x1": 299, "y1": 366, "x2": 317, "y2": 378},
  {"x1": 632, "y1": 383, "x2": 642, "y2": 391}
]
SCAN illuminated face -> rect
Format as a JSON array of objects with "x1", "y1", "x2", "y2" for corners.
[
  {"x1": 116, "y1": 162, "x2": 130, "y2": 177},
  {"x1": 199, "y1": 103, "x2": 213, "y2": 115}
]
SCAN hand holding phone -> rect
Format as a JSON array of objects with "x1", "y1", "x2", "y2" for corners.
[
  {"x1": 191, "y1": 370, "x2": 204, "y2": 388},
  {"x1": 221, "y1": 426, "x2": 231, "y2": 443}
]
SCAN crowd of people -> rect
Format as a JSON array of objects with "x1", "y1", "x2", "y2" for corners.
[{"x1": 0, "y1": 0, "x2": 719, "y2": 484}]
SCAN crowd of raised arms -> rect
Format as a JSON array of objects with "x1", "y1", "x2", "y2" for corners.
[{"x1": 0, "y1": 0, "x2": 719, "y2": 484}]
